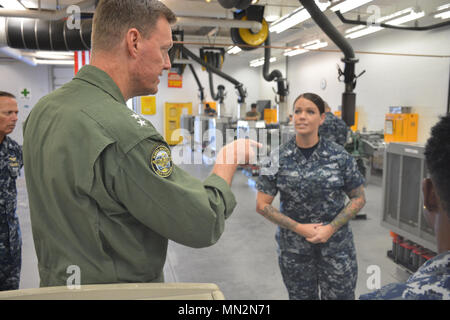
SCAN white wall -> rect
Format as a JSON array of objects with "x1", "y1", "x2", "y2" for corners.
[
  {"x1": 0, "y1": 62, "x2": 51, "y2": 145},
  {"x1": 141, "y1": 53, "x2": 262, "y2": 136},
  {"x1": 283, "y1": 27, "x2": 450, "y2": 143}
]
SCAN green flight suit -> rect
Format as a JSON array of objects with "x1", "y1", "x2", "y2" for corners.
[{"x1": 23, "y1": 65, "x2": 236, "y2": 287}]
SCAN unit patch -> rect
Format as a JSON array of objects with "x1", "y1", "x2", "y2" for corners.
[{"x1": 150, "y1": 145, "x2": 173, "y2": 178}]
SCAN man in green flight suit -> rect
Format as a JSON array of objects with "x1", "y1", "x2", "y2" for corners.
[{"x1": 23, "y1": 0, "x2": 259, "y2": 287}]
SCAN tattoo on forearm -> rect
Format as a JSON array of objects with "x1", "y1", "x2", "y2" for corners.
[
  {"x1": 262, "y1": 205, "x2": 298, "y2": 231},
  {"x1": 330, "y1": 185, "x2": 366, "y2": 230}
]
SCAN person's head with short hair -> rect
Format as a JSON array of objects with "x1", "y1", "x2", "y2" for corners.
[
  {"x1": 251, "y1": 103, "x2": 257, "y2": 110},
  {"x1": 0, "y1": 91, "x2": 19, "y2": 142},
  {"x1": 92, "y1": 0, "x2": 176, "y2": 52},
  {"x1": 292, "y1": 93, "x2": 326, "y2": 138},
  {"x1": 91, "y1": 0, "x2": 177, "y2": 100},
  {"x1": 205, "y1": 103, "x2": 211, "y2": 109},
  {"x1": 423, "y1": 113, "x2": 450, "y2": 253}
]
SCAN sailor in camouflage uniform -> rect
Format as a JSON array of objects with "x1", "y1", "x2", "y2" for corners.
[
  {"x1": 0, "y1": 91, "x2": 23, "y2": 291},
  {"x1": 257, "y1": 93, "x2": 366, "y2": 300},
  {"x1": 318, "y1": 102, "x2": 350, "y2": 147},
  {"x1": 360, "y1": 114, "x2": 450, "y2": 300}
]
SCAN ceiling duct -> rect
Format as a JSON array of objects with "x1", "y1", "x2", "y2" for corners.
[
  {"x1": 2, "y1": 17, "x2": 91, "y2": 50},
  {"x1": 0, "y1": 15, "x2": 261, "y2": 51}
]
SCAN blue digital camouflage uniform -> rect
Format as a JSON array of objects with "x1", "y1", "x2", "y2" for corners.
[
  {"x1": 319, "y1": 112, "x2": 350, "y2": 146},
  {"x1": 359, "y1": 251, "x2": 450, "y2": 300},
  {"x1": 0, "y1": 135, "x2": 23, "y2": 291},
  {"x1": 257, "y1": 136, "x2": 364, "y2": 300}
]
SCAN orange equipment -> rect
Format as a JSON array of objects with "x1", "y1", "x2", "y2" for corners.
[{"x1": 384, "y1": 113, "x2": 418, "y2": 143}]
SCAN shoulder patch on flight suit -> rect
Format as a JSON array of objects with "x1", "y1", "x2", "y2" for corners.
[{"x1": 150, "y1": 144, "x2": 173, "y2": 178}]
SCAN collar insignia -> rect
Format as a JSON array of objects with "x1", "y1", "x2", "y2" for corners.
[{"x1": 131, "y1": 113, "x2": 148, "y2": 127}]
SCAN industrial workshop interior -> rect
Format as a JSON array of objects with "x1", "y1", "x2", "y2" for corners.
[{"x1": 0, "y1": 0, "x2": 449, "y2": 303}]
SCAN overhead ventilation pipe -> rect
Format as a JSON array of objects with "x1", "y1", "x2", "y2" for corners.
[
  {"x1": 299, "y1": 0, "x2": 362, "y2": 127},
  {"x1": 182, "y1": 46, "x2": 247, "y2": 119},
  {"x1": 204, "y1": 51, "x2": 226, "y2": 117},
  {"x1": 2, "y1": 17, "x2": 92, "y2": 50},
  {"x1": 262, "y1": 33, "x2": 289, "y2": 124},
  {"x1": 188, "y1": 63, "x2": 205, "y2": 103},
  {"x1": 181, "y1": 46, "x2": 247, "y2": 104}
]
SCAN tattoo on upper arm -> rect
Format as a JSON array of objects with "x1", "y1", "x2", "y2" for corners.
[{"x1": 347, "y1": 184, "x2": 366, "y2": 200}]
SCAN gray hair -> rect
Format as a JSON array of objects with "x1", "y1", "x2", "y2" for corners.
[{"x1": 92, "y1": 0, "x2": 177, "y2": 51}]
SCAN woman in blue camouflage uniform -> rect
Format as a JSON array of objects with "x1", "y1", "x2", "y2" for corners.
[{"x1": 256, "y1": 93, "x2": 366, "y2": 300}]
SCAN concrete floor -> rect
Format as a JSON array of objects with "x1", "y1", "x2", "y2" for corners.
[{"x1": 15, "y1": 162, "x2": 410, "y2": 299}]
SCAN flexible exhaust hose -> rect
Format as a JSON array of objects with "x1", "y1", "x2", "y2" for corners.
[
  {"x1": 182, "y1": 46, "x2": 246, "y2": 103},
  {"x1": 262, "y1": 34, "x2": 282, "y2": 82},
  {"x1": 299, "y1": 0, "x2": 358, "y2": 126}
]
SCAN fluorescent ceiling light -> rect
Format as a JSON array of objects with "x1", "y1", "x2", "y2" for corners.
[
  {"x1": 227, "y1": 46, "x2": 242, "y2": 55},
  {"x1": 34, "y1": 59, "x2": 74, "y2": 65},
  {"x1": 345, "y1": 25, "x2": 383, "y2": 39},
  {"x1": 269, "y1": 7, "x2": 311, "y2": 33},
  {"x1": 0, "y1": 0, "x2": 25, "y2": 9},
  {"x1": 345, "y1": 25, "x2": 366, "y2": 33},
  {"x1": 21, "y1": 50, "x2": 74, "y2": 60},
  {"x1": 345, "y1": 7, "x2": 425, "y2": 39},
  {"x1": 330, "y1": 0, "x2": 373, "y2": 14},
  {"x1": 250, "y1": 57, "x2": 276, "y2": 67},
  {"x1": 385, "y1": 10, "x2": 425, "y2": 26},
  {"x1": 377, "y1": 7, "x2": 415, "y2": 23},
  {"x1": 302, "y1": 39, "x2": 328, "y2": 50},
  {"x1": 35, "y1": 51, "x2": 74, "y2": 59},
  {"x1": 435, "y1": 10, "x2": 450, "y2": 19},
  {"x1": 437, "y1": 3, "x2": 450, "y2": 11},
  {"x1": 284, "y1": 46, "x2": 308, "y2": 57},
  {"x1": 269, "y1": 0, "x2": 330, "y2": 34}
]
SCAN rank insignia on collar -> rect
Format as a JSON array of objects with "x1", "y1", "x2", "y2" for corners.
[
  {"x1": 150, "y1": 145, "x2": 173, "y2": 178},
  {"x1": 131, "y1": 113, "x2": 148, "y2": 127}
]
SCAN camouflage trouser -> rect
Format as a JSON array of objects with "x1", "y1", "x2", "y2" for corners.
[
  {"x1": 277, "y1": 228, "x2": 358, "y2": 300},
  {"x1": 0, "y1": 219, "x2": 22, "y2": 291}
]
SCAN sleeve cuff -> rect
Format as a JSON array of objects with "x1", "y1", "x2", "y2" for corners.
[{"x1": 203, "y1": 173, "x2": 237, "y2": 219}]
